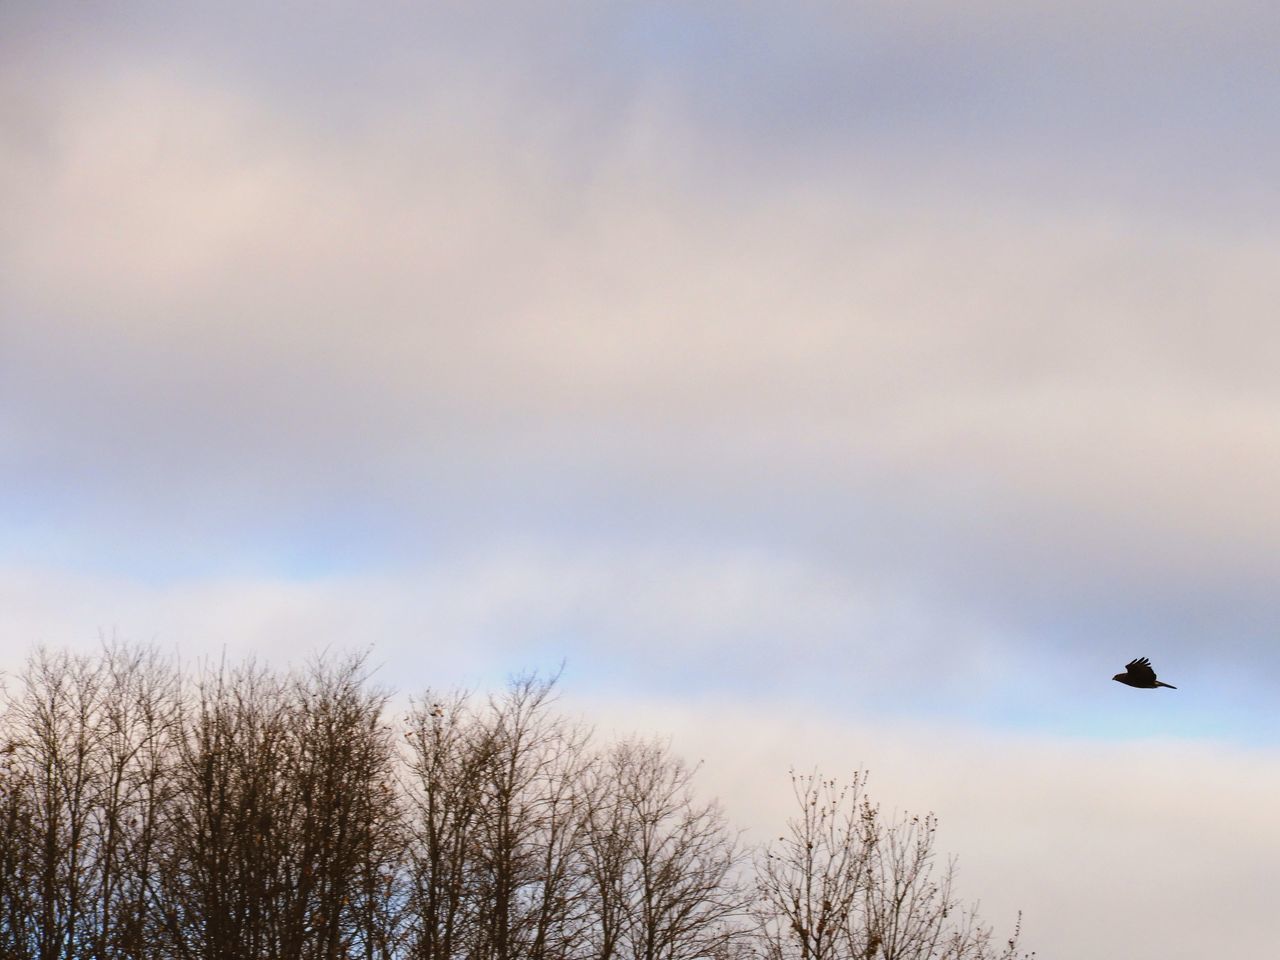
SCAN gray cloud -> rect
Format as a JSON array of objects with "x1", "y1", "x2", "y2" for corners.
[
  {"x1": 4, "y1": 8, "x2": 1280, "y2": 695},
  {"x1": 5, "y1": 17, "x2": 1280, "y2": 679},
  {"x1": 4, "y1": 12, "x2": 1280, "y2": 953}
]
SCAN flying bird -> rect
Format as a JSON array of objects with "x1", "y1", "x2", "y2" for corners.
[{"x1": 1113, "y1": 657, "x2": 1177, "y2": 689}]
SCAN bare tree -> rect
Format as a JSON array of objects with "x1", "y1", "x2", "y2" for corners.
[
  {"x1": 402, "y1": 690, "x2": 486, "y2": 960},
  {"x1": 402, "y1": 674, "x2": 595, "y2": 960},
  {"x1": 0, "y1": 649, "x2": 1034, "y2": 960},
  {"x1": 578, "y1": 749, "x2": 631, "y2": 960},
  {"x1": 154, "y1": 658, "x2": 291, "y2": 958},
  {"x1": 755, "y1": 772, "x2": 1032, "y2": 960},
  {"x1": 0, "y1": 644, "x2": 182, "y2": 960},
  {"x1": 466, "y1": 674, "x2": 591, "y2": 960},
  {"x1": 0, "y1": 686, "x2": 37, "y2": 959},
  {"x1": 154, "y1": 653, "x2": 401, "y2": 960},
  {"x1": 84, "y1": 645, "x2": 182, "y2": 960},
  {"x1": 14, "y1": 649, "x2": 108, "y2": 959},
  {"x1": 276, "y1": 655, "x2": 403, "y2": 960},
  {"x1": 581, "y1": 739, "x2": 748, "y2": 960}
]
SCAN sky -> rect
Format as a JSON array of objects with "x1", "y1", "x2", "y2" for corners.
[{"x1": 3, "y1": 2, "x2": 1280, "y2": 955}]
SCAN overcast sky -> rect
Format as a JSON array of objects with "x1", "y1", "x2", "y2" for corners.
[{"x1": 4, "y1": 3, "x2": 1280, "y2": 956}]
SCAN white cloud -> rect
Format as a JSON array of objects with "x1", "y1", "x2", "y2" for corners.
[
  {"x1": 3, "y1": 8, "x2": 1279, "y2": 956},
  {"x1": 576, "y1": 692, "x2": 1280, "y2": 960},
  {"x1": 4, "y1": 59, "x2": 1280, "y2": 664},
  {"x1": 0, "y1": 546, "x2": 978, "y2": 688},
  {"x1": 1, "y1": 553, "x2": 1269, "y2": 959},
  {"x1": 2, "y1": 107, "x2": 1274, "y2": 536}
]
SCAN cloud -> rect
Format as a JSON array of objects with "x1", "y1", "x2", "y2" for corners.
[
  {"x1": 0, "y1": 547, "x2": 1264, "y2": 750},
  {"x1": 4, "y1": 36, "x2": 1280, "y2": 671},
  {"x1": 0, "y1": 548, "x2": 993, "y2": 702},
  {"x1": 4, "y1": 8, "x2": 1278, "y2": 956},
  {"x1": 1, "y1": 550, "x2": 1271, "y2": 960},
  {"x1": 4, "y1": 67, "x2": 1272, "y2": 446},
  {"x1": 577, "y1": 692, "x2": 1280, "y2": 960}
]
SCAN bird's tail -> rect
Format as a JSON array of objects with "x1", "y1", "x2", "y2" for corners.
[{"x1": 1156, "y1": 681, "x2": 1177, "y2": 689}]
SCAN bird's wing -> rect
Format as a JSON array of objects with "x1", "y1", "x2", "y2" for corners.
[{"x1": 1125, "y1": 657, "x2": 1157, "y2": 683}]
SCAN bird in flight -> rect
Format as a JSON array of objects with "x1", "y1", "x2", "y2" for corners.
[{"x1": 1113, "y1": 657, "x2": 1177, "y2": 689}]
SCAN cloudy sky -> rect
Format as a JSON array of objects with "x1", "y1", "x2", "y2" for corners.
[{"x1": 4, "y1": 2, "x2": 1280, "y2": 955}]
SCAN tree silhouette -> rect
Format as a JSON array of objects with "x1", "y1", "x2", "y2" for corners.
[
  {"x1": 0, "y1": 646, "x2": 1033, "y2": 960},
  {"x1": 755, "y1": 772, "x2": 1032, "y2": 960}
]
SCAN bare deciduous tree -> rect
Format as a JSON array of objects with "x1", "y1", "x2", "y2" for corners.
[
  {"x1": 157, "y1": 658, "x2": 294, "y2": 958},
  {"x1": 0, "y1": 646, "x2": 181, "y2": 960},
  {"x1": 0, "y1": 650, "x2": 1034, "y2": 960},
  {"x1": 0, "y1": 691, "x2": 37, "y2": 959},
  {"x1": 402, "y1": 689, "x2": 485, "y2": 960},
  {"x1": 276, "y1": 655, "x2": 402, "y2": 960},
  {"x1": 156, "y1": 653, "x2": 400, "y2": 960},
  {"x1": 755, "y1": 772, "x2": 1033, "y2": 960},
  {"x1": 465, "y1": 674, "x2": 590, "y2": 960},
  {"x1": 582, "y1": 739, "x2": 747, "y2": 960}
]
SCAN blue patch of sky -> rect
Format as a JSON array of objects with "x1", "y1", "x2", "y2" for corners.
[
  {"x1": 529, "y1": 617, "x2": 1280, "y2": 747},
  {"x1": 0, "y1": 482, "x2": 419, "y2": 584}
]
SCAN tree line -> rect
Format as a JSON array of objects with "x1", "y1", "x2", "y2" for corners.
[{"x1": 0, "y1": 646, "x2": 1032, "y2": 960}]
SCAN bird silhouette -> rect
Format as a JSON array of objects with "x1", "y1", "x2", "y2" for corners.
[{"x1": 1113, "y1": 657, "x2": 1176, "y2": 689}]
